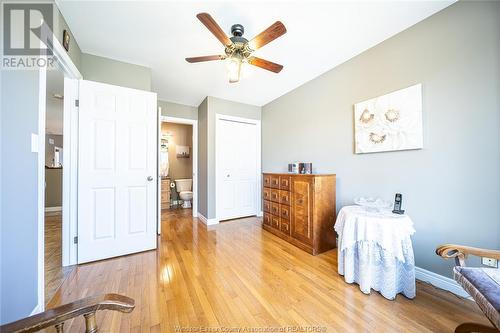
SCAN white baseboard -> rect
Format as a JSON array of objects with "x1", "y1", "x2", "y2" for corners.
[
  {"x1": 415, "y1": 266, "x2": 469, "y2": 298},
  {"x1": 257, "y1": 211, "x2": 263, "y2": 217},
  {"x1": 45, "y1": 206, "x2": 62, "y2": 212},
  {"x1": 197, "y1": 212, "x2": 219, "y2": 225}
]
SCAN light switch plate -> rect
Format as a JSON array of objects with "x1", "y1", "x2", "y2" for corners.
[
  {"x1": 49, "y1": 138, "x2": 54, "y2": 144},
  {"x1": 31, "y1": 133, "x2": 39, "y2": 153},
  {"x1": 482, "y1": 257, "x2": 498, "y2": 268}
]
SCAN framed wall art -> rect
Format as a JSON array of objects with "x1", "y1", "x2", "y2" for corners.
[{"x1": 354, "y1": 83, "x2": 423, "y2": 154}]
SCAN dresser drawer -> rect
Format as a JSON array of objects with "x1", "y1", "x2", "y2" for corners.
[
  {"x1": 263, "y1": 174, "x2": 272, "y2": 188},
  {"x1": 270, "y1": 175, "x2": 280, "y2": 189},
  {"x1": 270, "y1": 189, "x2": 280, "y2": 203},
  {"x1": 280, "y1": 218, "x2": 290, "y2": 235},
  {"x1": 263, "y1": 200, "x2": 271, "y2": 213},
  {"x1": 263, "y1": 213, "x2": 272, "y2": 226},
  {"x1": 280, "y1": 190, "x2": 291, "y2": 205},
  {"x1": 271, "y1": 202, "x2": 280, "y2": 216},
  {"x1": 280, "y1": 176, "x2": 291, "y2": 190},
  {"x1": 263, "y1": 187, "x2": 271, "y2": 201},
  {"x1": 280, "y1": 205, "x2": 291, "y2": 220},
  {"x1": 271, "y1": 215, "x2": 280, "y2": 229}
]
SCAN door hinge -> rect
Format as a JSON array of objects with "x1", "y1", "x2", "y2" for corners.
[
  {"x1": 73, "y1": 236, "x2": 78, "y2": 244},
  {"x1": 75, "y1": 99, "x2": 79, "y2": 107}
]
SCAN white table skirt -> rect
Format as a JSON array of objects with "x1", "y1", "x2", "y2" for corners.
[
  {"x1": 338, "y1": 240, "x2": 416, "y2": 299},
  {"x1": 335, "y1": 206, "x2": 416, "y2": 300}
]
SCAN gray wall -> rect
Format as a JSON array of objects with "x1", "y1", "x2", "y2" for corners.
[
  {"x1": 262, "y1": 1, "x2": 500, "y2": 278},
  {"x1": 81, "y1": 53, "x2": 152, "y2": 91},
  {"x1": 54, "y1": 7, "x2": 82, "y2": 71},
  {"x1": 45, "y1": 168, "x2": 63, "y2": 207},
  {"x1": 198, "y1": 96, "x2": 261, "y2": 219},
  {"x1": 1, "y1": 70, "x2": 42, "y2": 324},
  {"x1": 159, "y1": 100, "x2": 198, "y2": 120}
]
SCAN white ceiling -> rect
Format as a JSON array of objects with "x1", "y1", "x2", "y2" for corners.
[{"x1": 57, "y1": 1, "x2": 454, "y2": 107}]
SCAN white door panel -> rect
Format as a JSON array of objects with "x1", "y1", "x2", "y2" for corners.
[
  {"x1": 78, "y1": 80, "x2": 157, "y2": 264},
  {"x1": 217, "y1": 118, "x2": 258, "y2": 221}
]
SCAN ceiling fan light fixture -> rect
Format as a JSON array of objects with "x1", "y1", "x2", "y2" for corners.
[
  {"x1": 186, "y1": 13, "x2": 286, "y2": 82},
  {"x1": 226, "y1": 56, "x2": 242, "y2": 83}
]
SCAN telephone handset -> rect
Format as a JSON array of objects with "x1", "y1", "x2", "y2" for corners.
[{"x1": 392, "y1": 193, "x2": 405, "y2": 214}]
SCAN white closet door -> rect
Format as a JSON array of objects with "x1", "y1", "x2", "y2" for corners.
[
  {"x1": 77, "y1": 80, "x2": 157, "y2": 264},
  {"x1": 217, "y1": 118, "x2": 258, "y2": 221}
]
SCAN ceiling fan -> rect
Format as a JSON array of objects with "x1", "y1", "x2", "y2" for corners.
[{"x1": 186, "y1": 13, "x2": 287, "y2": 83}]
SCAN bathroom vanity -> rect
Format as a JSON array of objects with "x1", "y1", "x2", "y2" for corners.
[
  {"x1": 161, "y1": 177, "x2": 171, "y2": 210},
  {"x1": 262, "y1": 173, "x2": 337, "y2": 255}
]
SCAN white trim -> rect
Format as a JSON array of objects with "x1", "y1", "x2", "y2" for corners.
[
  {"x1": 197, "y1": 213, "x2": 219, "y2": 226},
  {"x1": 45, "y1": 206, "x2": 62, "y2": 212},
  {"x1": 62, "y1": 78, "x2": 79, "y2": 267},
  {"x1": 157, "y1": 107, "x2": 162, "y2": 234},
  {"x1": 215, "y1": 114, "x2": 261, "y2": 223},
  {"x1": 30, "y1": 303, "x2": 43, "y2": 316},
  {"x1": 415, "y1": 266, "x2": 469, "y2": 298},
  {"x1": 159, "y1": 116, "x2": 198, "y2": 219},
  {"x1": 35, "y1": 23, "x2": 82, "y2": 315},
  {"x1": 257, "y1": 211, "x2": 263, "y2": 217},
  {"x1": 36, "y1": 47, "x2": 48, "y2": 315}
]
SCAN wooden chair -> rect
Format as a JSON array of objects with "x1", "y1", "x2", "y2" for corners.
[
  {"x1": 436, "y1": 244, "x2": 500, "y2": 333},
  {"x1": 0, "y1": 293, "x2": 134, "y2": 333}
]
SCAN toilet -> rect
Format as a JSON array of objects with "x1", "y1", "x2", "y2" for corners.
[{"x1": 175, "y1": 179, "x2": 193, "y2": 208}]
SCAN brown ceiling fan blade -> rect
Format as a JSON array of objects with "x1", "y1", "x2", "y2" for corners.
[
  {"x1": 185, "y1": 55, "x2": 225, "y2": 63},
  {"x1": 248, "y1": 21, "x2": 286, "y2": 50},
  {"x1": 196, "y1": 13, "x2": 232, "y2": 46},
  {"x1": 248, "y1": 57, "x2": 283, "y2": 73}
]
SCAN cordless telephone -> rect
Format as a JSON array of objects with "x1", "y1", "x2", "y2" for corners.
[{"x1": 392, "y1": 193, "x2": 405, "y2": 214}]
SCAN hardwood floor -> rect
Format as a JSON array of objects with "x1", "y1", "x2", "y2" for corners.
[
  {"x1": 44, "y1": 212, "x2": 74, "y2": 305},
  {"x1": 47, "y1": 208, "x2": 488, "y2": 332}
]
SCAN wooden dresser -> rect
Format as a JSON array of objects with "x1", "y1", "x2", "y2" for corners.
[{"x1": 262, "y1": 173, "x2": 336, "y2": 255}]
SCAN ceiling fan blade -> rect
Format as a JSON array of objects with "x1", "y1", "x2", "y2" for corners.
[
  {"x1": 185, "y1": 55, "x2": 225, "y2": 63},
  {"x1": 248, "y1": 21, "x2": 286, "y2": 50},
  {"x1": 196, "y1": 13, "x2": 232, "y2": 46},
  {"x1": 248, "y1": 57, "x2": 283, "y2": 73}
]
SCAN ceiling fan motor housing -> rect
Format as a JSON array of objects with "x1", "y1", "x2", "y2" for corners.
[
  {"x1": 231, "y1": 24, "x2": 244, "y2": 37},
  {"x1": 226, "y1": 24, "x2": 252, "y2": 58}
]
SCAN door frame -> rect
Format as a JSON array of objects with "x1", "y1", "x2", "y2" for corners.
[
  {"x1": 36, "y1": 23, "x2": 82, "y2": 314},
  {"x1": 158, "y1": 116, "x2": 198, "y2": 231},
  {"x1": 215, "y1": 113, "x2": 262, "y2": 222}
]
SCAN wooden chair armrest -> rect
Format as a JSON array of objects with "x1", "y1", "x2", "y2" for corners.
[
  {"x1": 436, "y1": 244, "x2": 500, "y2": 266},
  {"x1": 0, "y1": 293, "x2": 134, "y2": 333}
]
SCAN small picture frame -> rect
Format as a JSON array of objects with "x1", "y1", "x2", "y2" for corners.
[{"x1": 63, "y1": 30, "x2": 70, "y2": 51}]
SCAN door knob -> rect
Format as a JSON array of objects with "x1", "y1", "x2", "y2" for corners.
[{"x1": 147, "y1": 176, "x2": 154, "y2": 181}]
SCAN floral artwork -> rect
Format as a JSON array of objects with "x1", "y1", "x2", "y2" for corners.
[{"x1": 354, "y1": 84, "x2": 423, "y2": 154}]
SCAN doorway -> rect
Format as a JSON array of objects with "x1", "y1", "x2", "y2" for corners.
[
  {"x1": 44, "y1": 69, "x2": 74, "y2": 305},
  {"x1": 35, "y1": 23, "x2": 82, "y2": 313},
  {"x1": 158, "y1": 116, "x2": 198, "y2": 231},
  {"x1": 216, "y1": 114, "x2": 261, "y2": 222}
]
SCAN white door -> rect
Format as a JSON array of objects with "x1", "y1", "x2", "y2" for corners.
[
  {"x1": 78, "y1": 80, "x2": 157, "y2": 264},
  {"x1": 217, "y1": 117, "x2": 259, "y2": 221}
]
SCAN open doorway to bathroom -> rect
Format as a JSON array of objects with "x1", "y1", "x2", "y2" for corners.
[
  {"x1": 44, "y1": 69, "x2": 74, "y2": 305},
  {"x1": 159, "y1": 116, "x2": 198, "y2": 226}
]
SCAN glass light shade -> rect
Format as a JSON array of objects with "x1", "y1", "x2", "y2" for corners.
[{"x1": 226, "y1": 57, "x2": 242, "y2": 83}]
